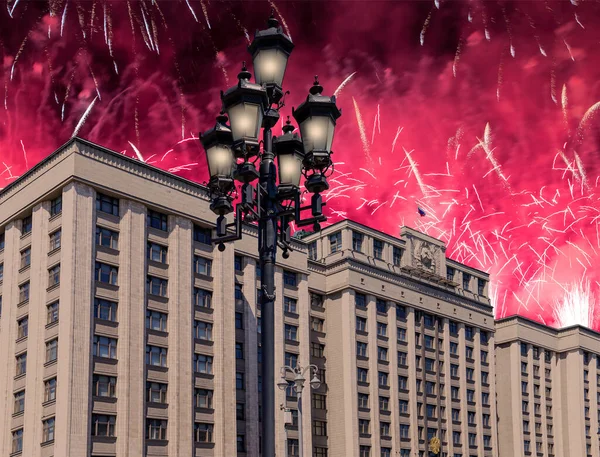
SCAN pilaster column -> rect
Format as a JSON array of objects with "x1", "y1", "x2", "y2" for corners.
[{"x1": 243, "y1": 260, "x2": 259, "y2": 457}]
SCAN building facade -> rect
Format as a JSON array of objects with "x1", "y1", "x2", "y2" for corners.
[
  {"x1": 7, "y1": 137, "x2": 597, "y2": 457},
  {"x1": 495, "y1": 315, "x2": 600, "y2": 457}
]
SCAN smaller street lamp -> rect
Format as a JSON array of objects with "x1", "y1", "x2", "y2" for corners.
[
  {"x1": 273, "y1": 117, "x2": 305, "y2": 199},
  {"x1": 278, "y1": 364, "x2": 321, "y2": 457}
]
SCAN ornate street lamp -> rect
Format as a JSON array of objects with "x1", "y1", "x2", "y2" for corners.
[
  {"x1": 199, "y1": 10, "x2": 342, "y2": 457},
  {"x1": 278, "y1": 364, "x2": 321, "y2": 457}
]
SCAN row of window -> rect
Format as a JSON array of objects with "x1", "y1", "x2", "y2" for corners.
[
  {"x1": 309, "y1": 230, "x2": 402, "y2": 264},
  {"x1": 15, "y1": 339, "x2": 57, "y2": 376},
  {"x1": 11, "y1": 417, "x2": 55, "y2": 453}
]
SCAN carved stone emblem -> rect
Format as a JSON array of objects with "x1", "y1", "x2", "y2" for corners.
[{"x1": 413, "y1": 240, "x2": 437, "y2": 273}]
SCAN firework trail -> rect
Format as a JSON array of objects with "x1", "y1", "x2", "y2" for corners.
[
  {"x1": 2, "y1": 0, "x2": 600, "y2": 331},
  {"x1": 553, "y1": 280, "x2": 596, "y2": 328}
]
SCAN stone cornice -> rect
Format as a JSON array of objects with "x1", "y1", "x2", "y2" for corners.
[
  {"x1": 309, "y1": 256, "x2": 494, "y2": 316},
  {"x1": 75, "y1": 138, "x2": 211, "y2": 201}
]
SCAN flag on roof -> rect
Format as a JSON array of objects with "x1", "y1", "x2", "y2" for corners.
[{"x1": 417, "y1": 207, "x2": 426, "y2": 217}]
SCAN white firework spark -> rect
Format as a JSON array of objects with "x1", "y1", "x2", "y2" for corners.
[{"x1": 553, "y1": 280, "x2": 596, "y2": 328}]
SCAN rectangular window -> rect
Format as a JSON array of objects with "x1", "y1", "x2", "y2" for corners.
[
  {"x1": 146, "y1": 310, "x2": 167, "y2": 332},
  {"x1": 49, "y1": 229, "x2": 62, "y2": 251},
  {"x1": 95, "y1": 262, "x2": 118, "y2": 285},
  {"x1": 43, "y1": 377, "x2": 57, "y2": 402},
  {"x1": 315, "y1": 447, "x2": 328, "y2": 457},
  {"x1": 48, "y1": 264, "x2": 60, "y2": 287},
  {"x1": 376, "y1": 299, "x2": 387, "y2": 314},
  {"x1": 285, "y1": 324, "x2": 298, "y2": 341},
  {"x1": 378, "y1": 371, "x2": 388, "y2": 387},
  {"x1": 393, "y1": 246, "x2": 402, "y2": 266},
  {"x1": 312, "y1": 393, "x2": 326, "y2": 409},
  {"x1": 20, "y1": 248, "x2": 31, "y2": 269},
  {"x1": 313, "y1": 420, "x2": 327, "y2": 436},
  {"x1": 398, "y1": 376, "x2": 408, "y2": 390},
  {"x1": 15, "y1": 352, "x2": 27, "y2": 376},
  {"x1": 148, "y1": 243, "x2": 168, "y2": 264},
  {"x1": 194, "y1": 288, "x2": 212, "y2": 308},
  {"x1": 356, "y1": 316, "x2": 367, "y2": 332},
  {"x1": 0, "y1": 232, "x2": 4, "y2": 250},
  {"x1": 379, "y1": 396, "x2": 389, "y2": 411},
  {"x1": 357, "y1": 342, "x2": 368, "y2": 357},
  {"x1": 462, "y1": 273, "x2": 471, "y2": 291},
  {"x1": 355, "y1": 292, "x2": 367, "y2": 308},
  {"x1": 236, "y1": 343, "x2": 245, "y2": 360},
  {"x1": 359, "y1": 419, "x2": 370, "y2": 435},
  {"x1": 147, "y1": 276, "x2": 168, "y2": 297},
  {"x1": 465, "y1": 326, "x2": 474, "y2": 340},
  {"x1": 50, "y1": 196, "x2": 62, "y2": 217},
  {"x1": 94, "y1": 298, "x2": 117, "y2": 321},
  {"x1": 195, "y1": 388, "x2": 213, "y2": 408},
  {"x1": 194, "y1": 320, "x2": 213, "y2": 341},
  {"x1": 357, "y1": 368, "x2": 368, "y2": 383},
  {"x1": 329, "y1": 232, "x2": 342, "y2": 253},
  {"x1": 45, "y1": 339, "x2": 58, "y2": 363},
  {"x1": 146, "y1": 345, "x2": 167, "y2": 367},
  {"x1": 194, "y1": 354, "x2": 212, "y2": 374},
  {"x1": 22, "y1": 215, "x2": 32, "y2": 235},
  {"x1": 13, "y1": 390, "x2": 25, "y2": 414},
  {"x1": 12, "y1": 429, "x2": 23, "y2": 453},
  {"x1": 352, "y1": 231, "x2": 363, "y2": 252},
  {"x1": 0, "y1": 263, "x2": 3, "y2": 282},
  {"x1": 426, "y1": 381, "x2": 436, "y2": 395},
  {"x1": 93, "y1": 375, "x2": 116, "y2": 398},
  {"x1": 193, "y1": 225, "x2": 211, "y2": 244},
  {"x1": 236, "y1": 403, "x2": 245, "y2": 420},
  {"x1": 478, "y1": 278, "x2": 486, "y2": 295},
  {"x1": 284, "y1": 270, "x2": 297, "y2": 286},
  {"x1": 285, "y1": 352, "x2": 298, "y2": 368},
  {"x1": 95, "y1": 226, "x2": 118, "y2": 250},
  {"x1": 373, "y1": 239, "x2": 384, "y2": 259},
  {"x1": 449, "y1": 320, "x2": 458, "y2": 335},
  {"x1": 424, "y1": 335, "x2": 434, "y2": 348},
  {"x1": 398, "y1": 351, "x2": 407, "y2": 366},
  {"x1": 377, "y1": 322, "x2": 387, "y2": 337},
  {"x1": 377, "y1": 347, "x2": 388, "y2": 362},
  {"x1": 465, "y1": 346, "x2": 473, "y2": 359},
  {"x1": 308, "y1": 241, "x2": 317, "y2": 260},
  {"x1": 235, "y1": 312, "x2": 244, "y2": 329},
  {"x1": 91, "y1": 414, "x2": 116, "y2": 437},
  {"x1": 397, "y1": 327, "x2": 406, "y2": 341},
  {"x1": 234, "y1": 255, "x2": 243, "y2": 271},
  {"x1": 466, "y1": 389, "x2": 474, "y2": 402},
  {"x1": 17, "y1": 317, "x2": 28, "y2": 339},
  {"x1": 288, "y1": 439, "x2": 300, "y2": 457},
  {"x1": 96, "y1": 193, "x2": 119, "y2": 216},
  {"x1": 94, "y1": 336, "x2": 117, "y2": 359},
  {"x1": 147, "y1": 209, "x2": 168, "y2": 231},
  {"x1": 147, "y1": 382, "x2": 168, "y2": 404},
  {"x1": 311, "y1": 317, "x2": 324, "y2": 332},
  {"x1": 358, "y1": 393, "x2": 369, "y2": 409},
  {"x1": 147, "y1": 419, "x2": 168, "y2": 440},
  {"x1": 193, "y1": 256, "x2": 212, "y2": 276},
  {"x1": 236, "y1": 372, "x2": 245, "y2": 390},
  {"x1": 284, "y1": 296, "x2": 297, "y2": 314}
]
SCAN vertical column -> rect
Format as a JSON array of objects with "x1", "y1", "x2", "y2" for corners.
[
  {"x1": 22, "y1": 202, "x2": 50, "y2": 457},
  {"x1": 441, "y1": 318, "x2": 454, "y2": 456},
  {"x1": 54, "y1": 182, "x2": 95, "y2": 457},
  {"x1": 539, "y1": 350, "x2": 549, "y2": 457},
  {"x1": 167, "y1": 216, "x2": 194, "y2": 457},
  {"x1": 274, "y1": 268, "x2": 286, "y2": 457},
  {"x1": 365, "y1": 296, "x2": 380, "y2": 457},
  {"x1": 458, "y1": 323, "x2": 469, "y2": 451},
  {"x1": 0, "y1": 222, "x2": 20, "y2": 456},
  {"x1": 406, "y1": 308, "x2": 419, "y2": 449},
  {"x1": 509, "y1": 342, "x2": 524, "y2": 457},
  {"x1": 325, "y1": 289, "x2": 357, "y2": 457},
  {"x1": 488, "y1": 334, "x2": 499, "y2": 457},
  {"x1": 297, "y1": 273, "x2": 312, "y2": 456},
  {"x1": 243, "y1": 260, "x2": 259, "y2": 457},
  {"x1": 212, "y1": 242, "x2": 236, "y2": 455},
  {"x1": 562, "y1": 350, "x2": 586, "y2": 456},
  {"x1": 473, "y1": 328, "x2": 483, "y2": 456},
  {"x1": 388, "y1": 302, "x2": 399, "y2": 456},
  {"x1": 116, "y1": 200, "x2": 146, "y2": 457},
  {"x1": 590, "y1": 354, "x2": 600, "y2": 457},
  {"x1": 550, "y1": 351, "x2": 564, "y2": 457}
]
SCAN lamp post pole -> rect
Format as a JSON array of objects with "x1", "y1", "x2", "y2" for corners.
[
  {"x1": 278, "y1": 364, "x2": 321, "y2": 457},
  {"x1": 260, "y1": 110, "x2": 279, "y2": 457}
]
